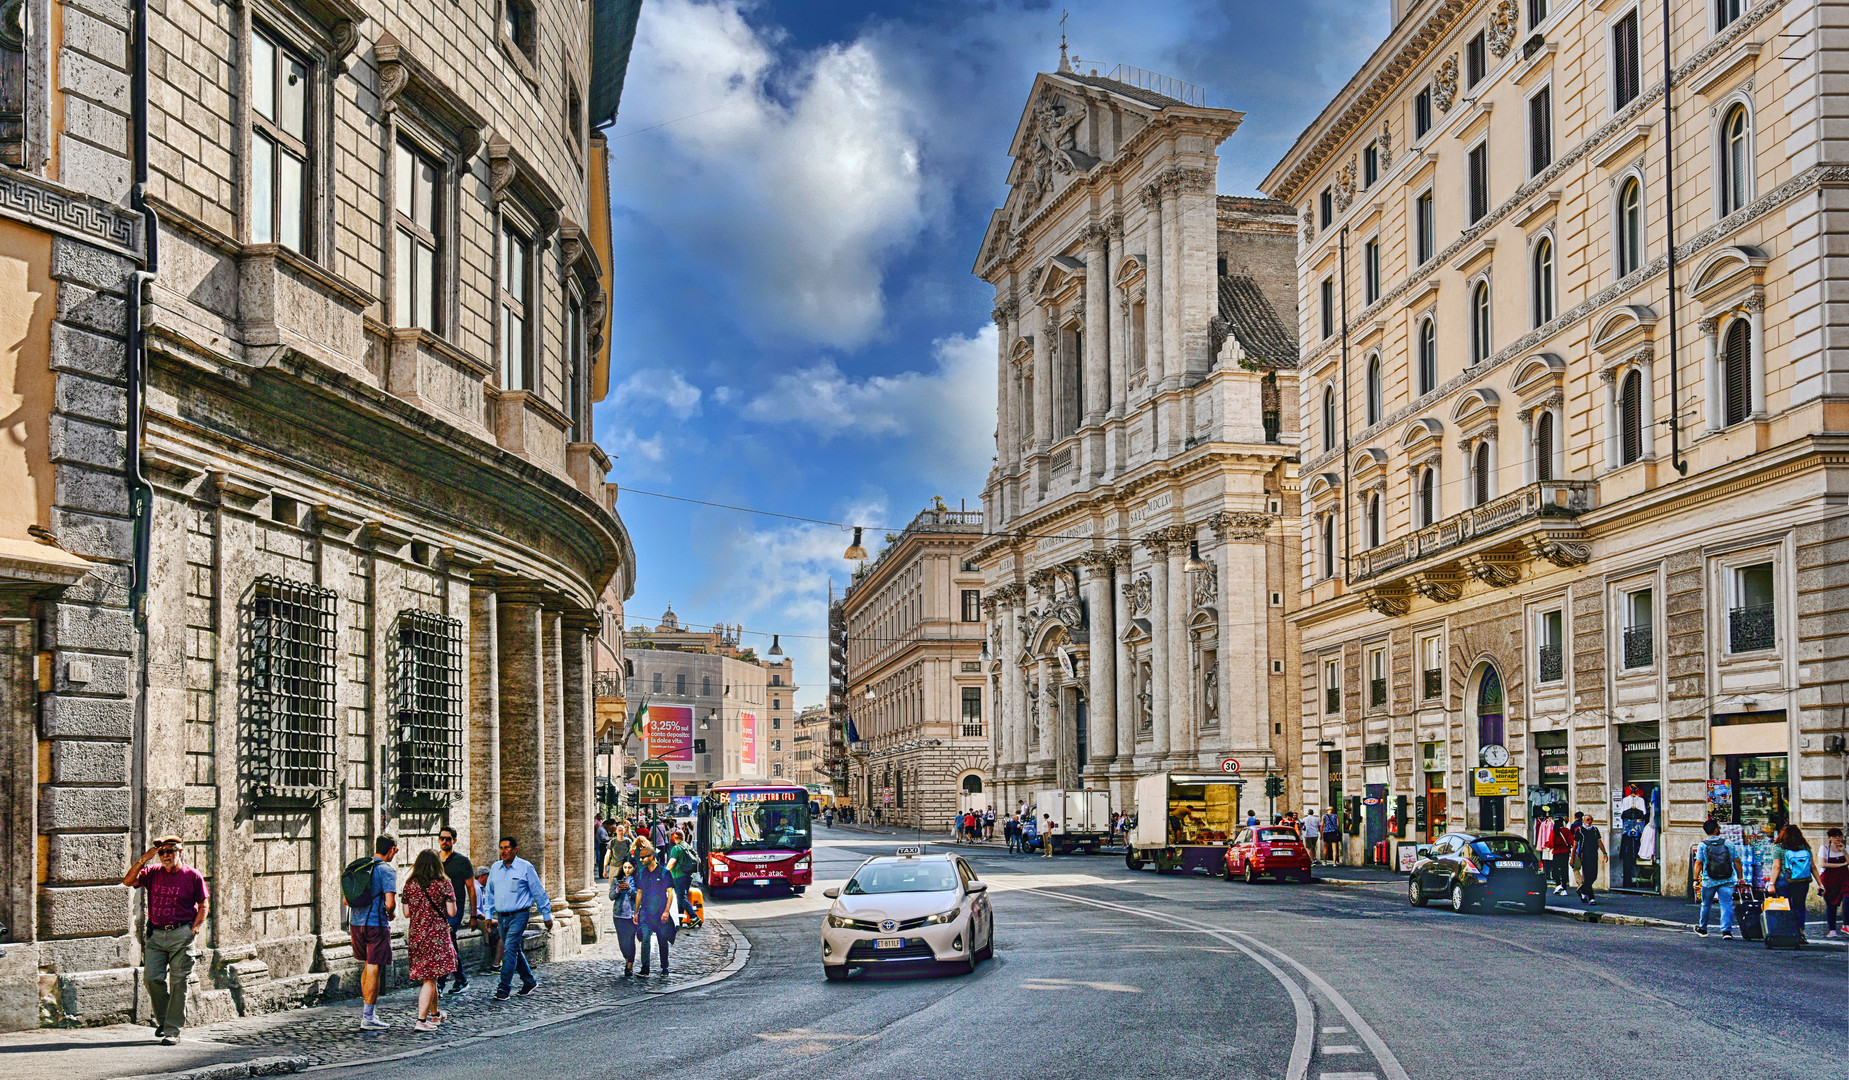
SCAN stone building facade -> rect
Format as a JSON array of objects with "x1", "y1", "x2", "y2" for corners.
[
  {"x1": 765, "y1": 657, "x2": 797, "y2": 782},
  {"x1": 842, "y1": 506, "x2": 991, "y2": 828},
  {"x1": 792, "y1": 703, "x2": 828, "y2": 793},
  {"x1": 1, "y1": 0, "x2": 642, "y2": 1031},
  {"x1": 969, "y1": 56, "x2": 1303, "y2": 818},
  {"x1": 1266, "y1": 0, "x2": 1847, "y2": 889}
]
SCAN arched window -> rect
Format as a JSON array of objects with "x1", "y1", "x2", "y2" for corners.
[
  {"x1": 1419, "y1": 317, "x2": 1438, "y2": 395},
  {"x1": 1722, "y1": 318, "x2": 1751, "y2": 426},
  {"x1": 1476, "y1": 666, "x2": 1505, "y2": 749},
  {"x1": 1619, "y1": 369, "x2": 1643, "y2": 464},
  {"x1": 1322, "y1": 386, "x2": 1337, "y2": 451},
  {"x1": 1720, "y1": 104, "x2": 1751, "y2": 216},
  {"x1": 1418, "y1": 467, "x2": 1436, "y2": 527},
  {"x1": 1532, "y1": 237, "x2": 1555, "y2": 325},
  {"x1": 962, "y1": 774, "x2": 983, "y2": 794},
  {"x1": 1473, "y1": 441, "x2": 1491, "y2": 505},
  {"x1": 1534, "y1": 411, "x2": 1555, "y2": 482},
  {"x1": 1470, "y1": 281, "x2": 1492, "y2": 365},
  {"x1": 1366, "y1": 492, "x2": 1382, "y2": 549},
  {"x1": 1616, "y1": 177, "x2": 1644, "y2": 276},
  {"x1": 1366, "y1": 355, "x2": 1383, "y2": 425},
  {"x1": 1321, "y1": 514, "x2": 1337, "y2": 579}
]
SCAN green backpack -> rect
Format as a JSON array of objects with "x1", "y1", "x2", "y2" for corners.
[{"x1": 340, "y1": 857, "x2": 379, "y2": 908}]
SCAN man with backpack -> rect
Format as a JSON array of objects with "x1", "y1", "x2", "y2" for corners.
[
  {"x1": 1694, "y1": 817, "x2": 1746, "y2": 939},
  {"x1": 342, "y1": 835, "x2": 398, "y2": 1029},
  {"x1": 1575, "y1": 815, "x2": 1607, "y2": 904}
]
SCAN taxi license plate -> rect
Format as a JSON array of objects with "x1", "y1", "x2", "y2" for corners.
[
  {"x1": 1495, "y1": 860, "x2": 1523, "y2": 868},
  {"x1": 874, "y1": 937, "x2": 904, "y2": 949}
]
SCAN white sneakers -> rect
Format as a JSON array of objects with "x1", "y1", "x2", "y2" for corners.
[{"x1": 360, "y1": 1015, "x2": 390, "y2": 1030}]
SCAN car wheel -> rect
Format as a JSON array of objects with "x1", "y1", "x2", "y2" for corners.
[
  {"x1": 1408, "y1": 875, "x2": 1427, "y2": 907},
  {"x1": 1450, "y1": 883, "x2": 1469, "y2": 913},
  {"x1": 1243, "y1": 862, "x2": 1256, "y2": 885},
  {"x1": 1222, "y1": 858, "x2": 1235, "y2": 882},
  {"x1": 823, "y1": 964, "x2": 852, "y2": 982},
  {"x1": 1126, "y1": 851, "x2": 1145, "y2": 871},
  {"x1": 974, "y1": 923, "x2": 994, "y2": 961}
]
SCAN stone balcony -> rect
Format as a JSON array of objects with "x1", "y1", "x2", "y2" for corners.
[{"x1": 1352, "y1": 480, "x2": 1597, "y2": 615}]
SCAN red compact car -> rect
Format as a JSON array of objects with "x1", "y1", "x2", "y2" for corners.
[{"x1": 1224, "y1": 826, "x2": 1313, "y2": 884}]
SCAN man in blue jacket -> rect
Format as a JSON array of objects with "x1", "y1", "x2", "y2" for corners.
[{"x1": 483, "y1": 835, "x2": 553, "y2": 1000}]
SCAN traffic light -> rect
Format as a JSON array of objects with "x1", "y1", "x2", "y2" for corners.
[
  {"x1": 693, "y1": 738, "x2": 707, "y2": 754},
  {"x1": 1393, "y1": 796, "x2": 1409, "y2": 838},
  {"x1": 1264, "y1": 776, "x2": 1284, "y2": 799}
]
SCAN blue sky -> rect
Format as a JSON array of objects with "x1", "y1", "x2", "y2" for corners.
[{"x1": 595, "y1": 0, "x2": 1391, "y2": 706}]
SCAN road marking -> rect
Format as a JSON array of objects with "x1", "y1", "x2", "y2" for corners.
[
  {"x1": 1324, "y1": 1046, "x2": 1363, "y2": 1054},
  {"x1": 1322, "y1": 1026, "x2": 1349, "y2": 1034},
  {"x1": 1018, "y1": 977, "x2": 1143, "y2": 993},
  {"x1": 1320, "y1": 1073, "x2": 1378, "y2": 1080},
  {"x1": 1038, "y1": 889, "x2": 1411, "y2": 1080}
]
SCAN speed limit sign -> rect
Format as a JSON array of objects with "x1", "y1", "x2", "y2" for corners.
[{"x1": 1219, "y1": 757, "x2": 1240, "y2": 775}]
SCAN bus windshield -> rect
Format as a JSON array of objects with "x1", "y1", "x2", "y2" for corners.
[{"x1": 710, "y1": 793, "x2": 811, "y2": 853}]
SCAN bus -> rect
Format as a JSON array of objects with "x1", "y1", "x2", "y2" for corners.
[{"x1": 696, "y1": 779, "x2": 813, "y2": 894}]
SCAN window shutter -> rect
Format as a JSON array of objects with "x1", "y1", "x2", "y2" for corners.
[
  {"x1": 1535, "y1": 413, "x2": 1554, "y2": 482},
  {"x1": 1620, "y1": 371, "x2": 1642, "y2": 464},
  {"x1": 1474, "y1": 443, "x2": 1490, "y2": 505},
  {"x1": 1723, "y1": 320, "x2": 1751, "y2": 426},
  {"x1": 1530, "y1": 88, "x2": 1552, "y2": 172}
]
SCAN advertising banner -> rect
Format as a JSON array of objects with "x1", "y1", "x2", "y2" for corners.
[
  {"x1": 647, "y1": 705, "x2": 694, "y2": 775},
  {"x1": 638, "y1": 760, "x2": 670, "y2": 802},
  {"x1": 1470, "y1": 767, "x2": 1521, "y2": 797},
  {"x1": 740, "y1": 711, "x2": 756, "y2": 770}
]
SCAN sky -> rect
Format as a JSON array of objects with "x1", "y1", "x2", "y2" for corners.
[{"x1": 595, "y1": 0, "x2": 1392, "y2": 708}]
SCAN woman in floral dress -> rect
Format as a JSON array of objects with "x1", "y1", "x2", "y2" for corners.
[{"x1": 404, "y1": 849, "x2": 457, "y2": 1031}]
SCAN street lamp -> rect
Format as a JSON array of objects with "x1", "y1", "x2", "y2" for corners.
[
  {"x1": 979, "y1": 640, "x2": 991, "y2": 662},
  {"x1": 768, "y1": 634, "x2": 784, "y2": 657},
  {"x1": 1184, "y1": 540, "x2": 1211, "y2": 574},
  {"x1": 843, "y1": 526, "x2": 869, "y2": 561}
]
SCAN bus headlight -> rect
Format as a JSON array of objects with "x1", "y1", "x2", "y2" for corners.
[{"x1": 924, "y1": 906, "x2": 961, "y2": 925}]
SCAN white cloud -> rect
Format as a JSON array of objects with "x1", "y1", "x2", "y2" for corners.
[
  {"x1": 741, "y1": 324, "x2": 997, "y2": 491},
  {"x1": 613, "y1": 369, "x2": 703, "y2": 419},
  {"x1": 608, "y1": 428, "x2": 666, "y2": 463},
  {"x1": 611, "y1": 0, "x2": 927, "y2": 346}
]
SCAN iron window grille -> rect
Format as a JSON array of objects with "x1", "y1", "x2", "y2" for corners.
[
  {"x1": 1369, "y1": 677, "x2": 1387, "y2": 708},
  {"x1": 1728, "y1": 604, "x2": 1774, "y2": 653},
  {"x1": 1538, "y1": 643, "x2": 1563, "y2": 683},
  {"x1": 1422, "y1": 668, "x2": 1443, "y2": 700},
  {"x1": 247, "y1": 576, "x2": 337, "y2": 799},
  {"x1": 393, "y1": 610, "x2": 463, "y2": 804},
  {"x1": 1325, "y1": 685, "x2": 1341, "y2": 715},
  {"x1": 1622, "y1": 625, "x2": 1654, "y2": 669}
]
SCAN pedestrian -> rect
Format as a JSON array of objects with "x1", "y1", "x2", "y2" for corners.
[
  {"x1": 483, "y1": 835, "x2": 553, "y2": 1000},
  {"x1": 1301, "y1": 809, "x2": 1318, "y2": 863},
  {"x1": 984, "y1": 808, "x2": 996, "y2": 840},
  {"x1": 434, "y1": 827, "x2": 475, "y2": 994},
  {"x1": 472, "y1": 864, "x2": 498, "y2": 973},
  {"x1": 1545, "y1": 813, "x2": 1574, "y2": 895},
  {"x1": 1566, "y1": 811, "x2": 1586, "y2": 892},
  {"x1": 594, "y1": 817, "x2": 609, "y2": 881},
  {"x1": 1693, "y1": 817, "x2": 1745, "y2": 940},
  {"x1": 343, "y1": 835, "x2": 398, "y2": 1029},
  {"x1": 1816, "y1": 828, "x2": 1848, "y2": 939},
  {"x1": 663, "y1": 829, "x2": 696, "y2": 922},
  {"x1": 632, "y1": 839, "x2": 677, "y2": 976},
  {"x1": 651, "y1": 818, "x2": 671, "y2": 850},
  {"x1": 122, "y1": 834, "x2": 209, "y2": 1045},
  {"x1": 1321, "y1": 808, "x2": 1339, "y2": 866},
  {"x1": 603, "y1": 822, "x2": 633, "y2": 880},
  {"x1": 1767, "y1": 824, "x2": 1815, "y2": 934},
  {"x1": 403, "y1": 850, "x2": 458, "y2": 1031},
  {"x1": 1246, "y1": 810, "x2": 1259, "y2": 829},
  {"x1": 1003, "y1": 814, "x2": 1018, "y2": 853},
  {"x1": 1575, "y1": 815, "x2": 1607, "y2": 904},
  {"x1": 1041, "y1": 813, "x2": 1055, "y2": 858},
  {"x1": 609, "y1": 858, "x2": 640, "y2": 976}
]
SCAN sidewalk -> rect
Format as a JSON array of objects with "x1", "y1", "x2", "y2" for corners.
[{"x1": 0, "y1": 918, "x2": 744, "y2": 1080}]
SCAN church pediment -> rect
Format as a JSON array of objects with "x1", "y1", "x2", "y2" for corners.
[{"x1": 999, "y1": 74, "x2": 1157, "y2": 234}]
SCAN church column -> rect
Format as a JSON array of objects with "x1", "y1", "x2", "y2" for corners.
[
  {"x1": 1082, "y1": 226, "x2": 1110, "y2": 428},
  {"x1": 1140, "y1": 186, "x2": 1165, "y2": 385},
  {"x1": 1112, "y1": 546, "x2": 1136, "y2": 768},
  {"x1": 1032, "y1": 655, "x2": 1051, "y2": 776},
  {"x1": 1033, "y1": 312, "x2": 1054, "y2": 450},
  {"x1": 562, "y1": 612, "x2": 597, "y2": 939},
  {"x1": 1144, "y1": 535, "x2": 1172, "y2": 763},
  {"x1": 1164, "y1": 528, "x2": 1193, "y2": 766},
  {"x1": 1160, "y1": 182, "x2": 1184, "y2": 387},
  {"x1": 1175, "y1": 170, "x2": 1215, "y2": 376},
  {"x1": 1081, "y1": 553, "x2": 1116, "y2": 781},
  {"x1": 1106, "y1": 216, "x2": 1127, "y2": 420},
  {"x1": 994, "y1": 298, "x2": 1018, "y2": 472},
  {"x1": 1003, "y1": 585, "x2": 1029, "y2": 784},
  {"x1": 1211, "y1": 513, "x2": 1274, "y2": 752},
  {"x1": 496, "y1": 586, "x2": 547, "y2": 885}
]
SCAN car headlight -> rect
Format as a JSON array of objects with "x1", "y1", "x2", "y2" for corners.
[
  {"x1": 924, "y1": 906, "x2": 961, "y2": 925},
  {"x1": 826, "y1": 913, "x2": 854, "y2": 928}
]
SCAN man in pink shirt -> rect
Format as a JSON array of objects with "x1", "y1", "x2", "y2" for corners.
[{"x1": 122, "y1": 833, "x2": 210, "y2": 1044}]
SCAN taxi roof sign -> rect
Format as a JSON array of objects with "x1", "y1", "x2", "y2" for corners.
[{"x1": 895, "y1": 845, "x2": 923, "y2": 857}]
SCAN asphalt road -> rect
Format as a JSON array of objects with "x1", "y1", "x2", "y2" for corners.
[{"x1": 328, "y1": 826, "x2": 1846, "y2": 1080}]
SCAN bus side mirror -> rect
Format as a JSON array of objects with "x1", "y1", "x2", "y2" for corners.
[{"x1": 823, "y1": 888, "x2": 840, "y2": 899}]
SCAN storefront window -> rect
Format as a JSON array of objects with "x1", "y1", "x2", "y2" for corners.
[
  {"x1": 1614, "y1": 721, "x2": 1660, "y2": 893},
  {"x1": 1534, "y1": 730, "x2": 1569, "y2": 835},
  {"x1": 1709, "y1": 752, "x2": 1788, "y2": 834}
]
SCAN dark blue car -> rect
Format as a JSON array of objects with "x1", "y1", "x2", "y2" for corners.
[{"x1": 1407, "y1": 832, "x2": 1548, "y2": 914}]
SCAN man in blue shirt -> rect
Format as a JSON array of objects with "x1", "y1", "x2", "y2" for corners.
[
  {"x1": 483, "y1": 835, "x2": 553, "y2": 999},
  {"x1": 1694, "y1": 817, "x2": 1746, "y2": 939},
  {"x1": 350, "y1": 835, "x2": 397, "y2": 1030}
]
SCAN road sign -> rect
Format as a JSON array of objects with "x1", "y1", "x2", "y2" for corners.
[
  {"x1": 1471, "y1": 767, "x2": 1521, "y2": 797},
  {"x1": 881, "y1": 787, "x2": 894, "y2": 805},
  {"x1": 1219, "y1": 757, "x2": 1240, "y2": 775},
  {"x1": 639, "y1": 759, "x2": 671, "y2": 802}
]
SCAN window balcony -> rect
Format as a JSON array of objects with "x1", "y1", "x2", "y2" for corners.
[
  {"x1": 1537, "y1": 643, "x2": 1563, "y2": 683},
  {"x1": 1621, "y1": 625, "x2": 1653, "y2": 669},
  {"x1": 1729, "y1": 604, "x2": 1775, "y2": 653},
  {"x1": 962, "y1": 724, "x2": 985, "y2": 737}
]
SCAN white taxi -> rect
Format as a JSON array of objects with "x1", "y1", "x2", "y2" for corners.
[{"x1": 819, "y1": 846, "x2": 993, "y2": 981}]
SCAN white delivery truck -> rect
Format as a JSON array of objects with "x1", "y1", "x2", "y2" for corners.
[
  {"x1": 1029, "y1": 789, "x2": 1113, "y2": 854},
  {"x1": 1126, "y1": 772, "x2": 1245, "y2": 875}
]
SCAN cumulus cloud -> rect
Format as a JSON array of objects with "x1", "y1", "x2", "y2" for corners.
[
  {"x1": 612, "y1": 369, "x2": 704, "y2": 420},
  {"x1": 610, "y1": 0, "x2": 927, "y2": 346},
  {"x1": 741, "y1": 323, "x2": 997, "y2": 491}
]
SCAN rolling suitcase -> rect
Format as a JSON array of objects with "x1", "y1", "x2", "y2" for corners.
[
  {"x1": 1763, "y1": 893, "x2": 1805, "y2": 949},
  {"x1": 1735, "y1": 885, "x2": 1764, "y2": 942}
]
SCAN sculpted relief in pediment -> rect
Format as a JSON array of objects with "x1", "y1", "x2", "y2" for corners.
[{"x1": 1014, "y1": 90, "x2": 1095, "y2": 227}]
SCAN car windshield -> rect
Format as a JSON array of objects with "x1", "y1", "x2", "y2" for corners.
[
  {"x1": 1470, "y1": 837, "x2": 1534, "y2": 858},
  {"x1": 709, "y1": 794, "x2": 811, "y2": 853},
  {"x1": 1256, "y1": 828, "x2": 1300, "y2": 843},
  {"x1": 844, "y1": 862, "x2": 960, "y2": 895}
]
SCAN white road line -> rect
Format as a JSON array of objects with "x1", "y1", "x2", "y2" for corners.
[
  {"x1": 1324, "y1": 1046, "x2": 1363, "y2": 1054},
  {"x1": 1322, "y1": 1026, "x2": 1349, "y2": 1034},
  {"x1": 1320, "y1": 1073, "x2": 1379, "y2": 1080},
  {"x1": 1038, "y1": 889, "x2": 1411, "y2": 1080}
]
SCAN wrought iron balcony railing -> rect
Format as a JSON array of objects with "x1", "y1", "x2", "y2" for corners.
[
  {"x1": 1728, "y1": 604, "x2": 1774, "y2": 653},
  {"x1": 1622, "y1": 625, "x2": 1654, "y2": 669},
  {"x1": 1351, "y1": 480, "x2": 1596, "y2": 583}
]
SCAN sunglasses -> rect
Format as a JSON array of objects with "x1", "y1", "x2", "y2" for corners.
[{"x1": 157, "y1": 847, "x2": 180, "y2": 855}]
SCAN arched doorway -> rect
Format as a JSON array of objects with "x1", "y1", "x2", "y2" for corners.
[{"x1": 1471, "y1": 663, "x2": 1507, "y2": 832}]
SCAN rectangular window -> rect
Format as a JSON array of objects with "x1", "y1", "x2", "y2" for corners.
[
  {"x1": 961, "y1": 589, "x2": 982, "y2": 622},
  {"x1": 1414, "y1": 87, "x2": 1433, "y2": 138},
  {"x1": 1131, "y1": 301, "x2": 1147, "y2": 375},
  {"x1": 248, "y1": 575, "x2": 338, "y2": 796},
  {"x1": 1529, "y1": 0, "x2": 1549, "y2": 27},
  {"x1": 675, "y1": 673, "x2": 687, "y2": 695},
  {"x1": 1368, "y1": 648, "x2": 1387, "y2": 708},
  {"x1": 1324, "y1": 658, "x2": 1341, "y2": 715},
  {"x1": 652, "y1": 672, "x2": 662, "y2": 694},
  {"x1": 393, "y1": 610, "x2": 463, "y2": 802},
  {"x1": 961, "y1": 686, "x2": 982, "y2": 735},
  {"x1": 1715, "y1": 0, "x2": 1742, "y2": 30},
  {"x1": 1529, "y1": 87, "x2": 1553, "y2": 174},
  {"x1": 394, "y1": 141, "x2": 441, "y2": 330},
  {"x1": 250, "y1": 27, "x2": 310, "y2": 252},
  {"x1": 1320, "y1": 187, "x2": 1334, "y2": 228},
  {"x1": 1466, "y1": 32, "x2": 1487, "y2": 87},
  {"x1": 1612, "y1": 10, "x2": 1641, "y2": 109},
  {"x1": 1320, "y1": 277, "x2": 1336, "y2": 339},
  {"x1": 500, "y1": 223, "x2": 533, "y2": 389},
  {"x1": 1363, "y1": 238, "x2": 1381, "y2": 304},
  {"x1": 1468, "y1": 142, "x2": 1490, "y2": 223},
  {"x1": 1622, "y1": 588, "x2": 1654, "y2": 669},
  {"x1": 1415, "y1": 191, "x2": 1435, "y2": 264},
  {"x1": 565, "y1": 296, "x2": 583, "y2": 439},
  {"x1": 1536, "y1": 610, "x2": 1563, "y2": 683},
  {"x1": 1420, "y1": 635, "x2": 1442, "y2": 700},
  {"x1": 1729, "y1": 562, "x2": 1775, "y2": 652},
  {"x1": 1363, "y1": 141, "x2": 1379, "y2": 188}
]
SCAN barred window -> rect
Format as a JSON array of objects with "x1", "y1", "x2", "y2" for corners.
[
  {"x1": 248, "y1": 576, "x2": 337, "y2": 797},
  {"x1": 394, "y1": 610, "x2": 463, "y2": 802}
]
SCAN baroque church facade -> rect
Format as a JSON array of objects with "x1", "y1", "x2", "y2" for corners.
[{"x1": 971, "y1": 53, "x2": 1304, "y2": 816}]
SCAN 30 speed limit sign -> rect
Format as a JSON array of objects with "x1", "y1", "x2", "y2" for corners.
[{"x1": 1219, "y1": 757, "x2": 1240, "y2": 775}]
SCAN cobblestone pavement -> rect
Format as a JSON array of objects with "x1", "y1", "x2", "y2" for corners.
[{"x1": 192, "y1": 919, "x2": 736, "y2": 1066}]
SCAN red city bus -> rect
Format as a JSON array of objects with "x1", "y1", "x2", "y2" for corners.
[{"x1": 696, "y1": 779, "x2": 813, "y2": 894}]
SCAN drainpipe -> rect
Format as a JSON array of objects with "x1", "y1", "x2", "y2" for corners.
[
  {"x1": 1660, "y1": 0, "x2": 1687, "y2": 475},
  {"x1": 1337, "y1": 226, "x2": 1353, "y2": 580},
  {"x1": 126, "y1": 0, "x2": 161, "y2": 856}
]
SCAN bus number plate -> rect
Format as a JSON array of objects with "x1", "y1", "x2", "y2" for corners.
[{"x1": 875, "y1": 937, "x2": 904, "y2": 950}]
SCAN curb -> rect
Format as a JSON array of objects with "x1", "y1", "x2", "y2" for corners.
[
  {"x1": 1540, "y1": 904, "x2": 1849, "y2": 948},
  {"x1": 115, "y1": 919, "x2": 753, "y2": 1080}
]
